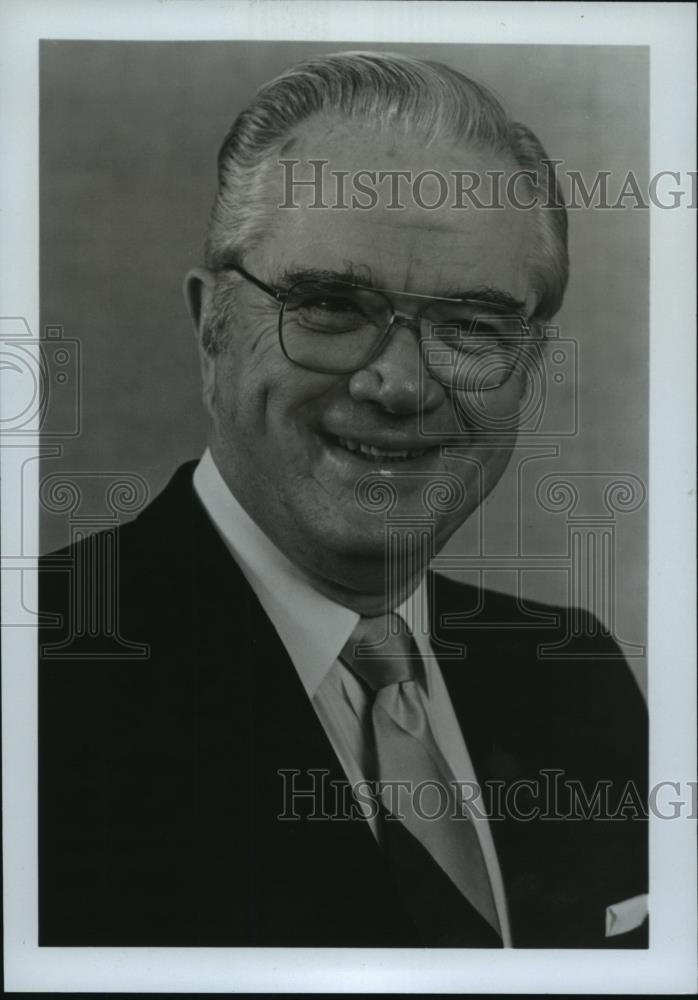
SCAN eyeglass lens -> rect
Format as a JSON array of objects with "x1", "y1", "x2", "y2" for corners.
[{"x1": 280, "y1": 281, "x2": 525, "y2": 389}]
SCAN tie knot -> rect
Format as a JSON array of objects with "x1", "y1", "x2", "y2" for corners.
[{"x1": 340, "y1": 613, "x2": 424, "y2": 691}]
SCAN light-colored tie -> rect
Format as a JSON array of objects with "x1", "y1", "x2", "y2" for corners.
[{"x1": 341, "y1": 612, "x2": 501, "y2": 941}]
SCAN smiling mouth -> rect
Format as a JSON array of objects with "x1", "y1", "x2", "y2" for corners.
[{"x1": 332, "y1": 436, "x2": 433, "y2": 462}]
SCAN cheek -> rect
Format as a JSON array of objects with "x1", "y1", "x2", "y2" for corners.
[
  {"x1": 446, "y1": 443, "x2": 513, "y2": 498},
  {"x1": 449, "y1": 374, "x2": 526, "y2": 435},
  {"x1": 212, "y1": 339, "x2": 337, "y2": 467},
  {"x1": 212, "y1": 323, "x2": 278, "y2": 417}
]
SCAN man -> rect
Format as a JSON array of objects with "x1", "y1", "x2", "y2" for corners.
[{"x1": 39, "y1": 51, "x2": 647, "y2": 948}]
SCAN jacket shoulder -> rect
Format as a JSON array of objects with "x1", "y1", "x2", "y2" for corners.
[{"x1": 432, "y1": 569, "x2": 647, "y2": 733}]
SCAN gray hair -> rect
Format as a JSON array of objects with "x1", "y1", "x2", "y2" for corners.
[{"x1": 203, "y1": 50, "x2": 568, "y2": 353}]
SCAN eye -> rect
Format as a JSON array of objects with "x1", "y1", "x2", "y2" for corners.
[
  {"x1": 303, "y1": 294, "x2": 362, "y2": 314},
  {"x1": 426, "y1": 313, "x2": 500, "y2": 340},
  {"x1": 288, "y1": 288, "x2": 371, "y2": 335},
  {"x1": 467, "y1": 319, "x2": 501, "y2": 337}
]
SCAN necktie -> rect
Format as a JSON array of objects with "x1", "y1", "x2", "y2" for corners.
[{"x1": 341, "y1": 613, "x2": 502, "y2": 947}]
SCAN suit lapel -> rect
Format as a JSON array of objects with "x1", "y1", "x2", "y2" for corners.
[
  {"x1": 150, "y1": 471, "x2": 626, "y2": 947},
  {"x1": 431, "y1": 571, "x2": 634, "y2": 948},
  {"x1": 169, "y1": 467, "x2": 419, "y2": 945}
]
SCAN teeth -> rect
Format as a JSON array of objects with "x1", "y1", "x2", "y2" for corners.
[{"x1": 336, "y1": 437, "x2": 428, "y2": 460}]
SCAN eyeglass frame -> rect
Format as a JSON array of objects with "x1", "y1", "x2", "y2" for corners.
[{"x1": 219, "y1": 261, "x2": 533, "y2": 390}]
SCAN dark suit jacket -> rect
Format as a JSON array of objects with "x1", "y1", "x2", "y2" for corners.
[{"x1": 39, "y1": 461, "x2": 648, "y2": 948}]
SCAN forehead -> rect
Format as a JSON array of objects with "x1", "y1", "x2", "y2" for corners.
[{"x1": 249, "y1": 116, "x2": 534, "y2": 304}]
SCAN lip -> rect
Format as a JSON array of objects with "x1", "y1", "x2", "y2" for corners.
[
  {"x1": 321, "y1": 425, "x2": 462, "y2": 449},
  {"x1": 319, "y1": 432, "x2": 444, "y2": 468}
]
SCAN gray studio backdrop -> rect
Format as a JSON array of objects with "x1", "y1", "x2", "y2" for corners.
[{"x1": 39, "y1": 40, "x2": 649, "y2": 691}]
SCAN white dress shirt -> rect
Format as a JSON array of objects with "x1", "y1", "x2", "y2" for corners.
[{"x1": 193, "y1": 448, "x2": 512, "y2": 945}]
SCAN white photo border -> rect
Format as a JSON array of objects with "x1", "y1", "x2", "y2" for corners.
[{"x1": 1, "y1": 0, "x2": 695, "y2": 993}]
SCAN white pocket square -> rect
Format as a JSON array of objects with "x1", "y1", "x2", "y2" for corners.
[{"x1": 605, "y1": 893, "x2": 649, "y2": 937}]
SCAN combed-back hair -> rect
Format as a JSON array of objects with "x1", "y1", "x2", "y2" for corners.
[{"x1": 203, "y1": 51, "x2": 568, "y2": 354}]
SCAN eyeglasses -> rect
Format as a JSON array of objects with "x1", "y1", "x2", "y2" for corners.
[{"x1": 220, "y1": 263, "x2": 531, "y2": 391}]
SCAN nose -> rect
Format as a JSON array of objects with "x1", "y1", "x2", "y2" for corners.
[{"x1": 347, "y1": 315, "x2": 446, "y2": 416}]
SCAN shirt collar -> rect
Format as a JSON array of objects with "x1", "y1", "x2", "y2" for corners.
[{"x1": 192, "y1": 448, "x2": 430, "y2": 698}]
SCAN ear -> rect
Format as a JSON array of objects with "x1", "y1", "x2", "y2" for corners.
[
  {"x1": 183, "y1": 266, "x2": 216, "y2": 339},
  {"x1": 183, "y1": 267, "x2": 218, "y2": 415}
]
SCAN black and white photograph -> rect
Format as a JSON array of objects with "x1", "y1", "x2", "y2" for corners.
[{"x1": 1, "y1": 1, "x2": 695, "y2": 994}]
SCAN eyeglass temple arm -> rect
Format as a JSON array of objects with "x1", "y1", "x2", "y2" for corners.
[
  {"x1": 222, "y1": 263, "x2": 287, "y2": 303},
  {"x1": 223, "y1": 262, "x2": 534, "y2": 330}
]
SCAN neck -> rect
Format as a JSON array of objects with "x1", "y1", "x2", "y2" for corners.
[
  {"x1": 296, "y1": 559, "x2": 426, "y2": 617},
  {"x1": 205, "y1": 442, "x2": 428, "y2": 616}
]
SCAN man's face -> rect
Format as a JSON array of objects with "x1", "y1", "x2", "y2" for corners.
[{"x1": 193, "y1": 118, "x2": 537, "y2": 592}]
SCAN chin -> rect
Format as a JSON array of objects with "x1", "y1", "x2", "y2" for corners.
[
  {"x1": 306, "y1": 512, "x2": 455, "y2": 566},
  {"x1": 320, "y1": 517, "x2": 387, "y2": 558},
  {"x1": 289, "y1": 512, "x2": 386, "y2": 568}
]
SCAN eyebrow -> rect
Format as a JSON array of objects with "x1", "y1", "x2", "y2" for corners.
[
  {"x1": 276, "y1": 265, "x2": 526, "y2": 313},
  {"x1": 278, "y1": 264, "x2": 370, "y2": 287}
]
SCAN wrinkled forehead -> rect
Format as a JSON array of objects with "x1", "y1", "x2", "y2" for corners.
[
  {"x1": 267, "y1": 113, "x2": 522, "y2": 212},
  {"x1": 248, "y1": 115, "x2": 536, "y2": 307}
]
